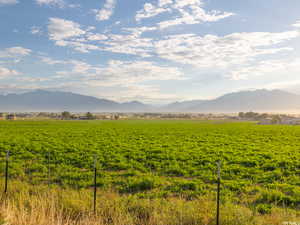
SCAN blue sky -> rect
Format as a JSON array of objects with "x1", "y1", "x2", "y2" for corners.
[{"x1": 1, "y1": 0, "x2": 300, "y2": 103}]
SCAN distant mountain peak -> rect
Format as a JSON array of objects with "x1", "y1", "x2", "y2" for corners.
[
  {"x1": 188, "y1": 89, "x2": 300, "y2": 112},
  {"x1": 0, "y1": 90, "x2": 119, "y2": 112}
]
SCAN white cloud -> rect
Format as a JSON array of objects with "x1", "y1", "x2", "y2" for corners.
[
  {"x1": 101, "y1": 34, "x2": 153, "y2": 57},
  {"x1": 122, "y1": 26, "x2": 157, "y2": 38},
  {"x1": 93, "y1": 60, "x2": 184, "y2": 84},
  {"x1": 159, "y1": 10, "x2": 233, "y2": 29},
  {"x1": 68, "y1": 3, "x2": 80, "y2": 8},
  {"x1": 0, "y1": 66, "x2": 19, "y2": 78},
  {"x1": 0, "y1": 0, "x2": 18, "y2": 5},
  {"x1": 136, "y1": 3, "x2": 170, "y2": 21},
  {"x1": 40, "y1": 56, "x2": 69, "y2": 65},
  {"x1": 136, "y1": 0, "x2": 234, "y2": 28},
  {"x1": 47, "y1": 18, "x2": 107, "y2": 53},
  {"x1": 48, "y1": 18, "x2": 86, "y2": 41},
  {"x1": 87, "y1": 33, "x2": 108, "y2": 41},
  {"x1": 31, "y1": 26, "x2": 42, "y2": 35},
  {"x1": 95, "y1": 0, "x2": 116, "y2": 21},
  {"x1": 46, "y1": 15, "x2": 300, "y2": 69},
  {"x1": 55, "y1": 40, "x2": 100, "y2": 53},
  {"x1": 41, "y1": 57, "x2": 184, "y2": 84},
  {"x1": 36, "y1": 0, "x2": 80, "y2": 8},
  {"x1": 36, "y1": 0, "x2": 65, "y2": 8},
  {"x1": 5, "y1": 47, "x2": 31, "y2": 56},
  {"x1": 292, "y1": 21, "x2": 300, "y2": 28},
  {"x1": 0, "y1": 47, "x2": 32, "y2": 58},
  {"x1": 173, "y1": 0, "x2": 204, "y2": 8},
  {"x1": 229, "y1": 58, "x2": 300, "y2": 80},
  {"x1": 159, "y1": 0, "x2": 173, "y2": 7},
  {"x1": 45, "y1": 15, "x2": 300, "y2": 88},
  {"x1": 264, "y1": 80, "x2": 300, "y2": 92},
  {"x1": 47, "y1": 17, "x2": 156, "y2": 55},
  {"x1": 92, "y1": 26, "x2": 158, "y2": 57},
  {"x1": 154, "y1": 31, "x2": 299, "y2": 68},
  {"x1": 18, "y1": 77, "x2": 51, "y2": 82},
  {"x1": 69, "y1": 60, "x2": 92, "y2": 74},
  {"x1": 159, "y1": 0, "x2": 234, "y2": 29}
]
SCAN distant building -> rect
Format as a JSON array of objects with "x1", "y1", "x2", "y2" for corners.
[
  {"x1": 280, "y1": 118, "x2": 300, "y2": 125},
  {"x1": 259, "y1": 117, "x2": 300, "y2": 125},
  {"x1": 6, "y1": 114, "x2": 16, "y2": 120},
  {"x1": 258, "y1": 119, "x2": 273, "y2": 125},
  {"x1": 0, "y1": 113, "x2": 6, "y2": 120}
]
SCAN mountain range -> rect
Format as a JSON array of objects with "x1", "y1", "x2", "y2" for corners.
[{"x1": 0, "y1": 89, "x2": 300, "y2": 113}]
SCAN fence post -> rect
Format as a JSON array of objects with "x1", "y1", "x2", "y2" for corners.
[
  {"x1": 216, "y1": 161, "x2": 221, "y2": 225},
  {"x1": 47, "y1": 150, "x2": 51, "y2": 186},
  {"x1": 4, "y1": 150, "x2": 9, "y2": 194},
  {"x1": 93, "y1": 155, "x2": 97, "y2": 215}
]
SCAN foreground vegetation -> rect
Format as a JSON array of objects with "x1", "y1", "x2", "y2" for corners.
[
  {"x1": 0, "y1": 181, "x2": 299, "y2": 225},
  {"x1": 0, "y1": 120, "x2": 299, "y2": 224}
]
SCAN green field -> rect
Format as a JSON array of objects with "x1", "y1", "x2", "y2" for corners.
[{"x1": 0, "y1": 120, "x2": 299, "y2": 210}]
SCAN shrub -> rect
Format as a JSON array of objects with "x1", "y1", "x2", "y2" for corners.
[
  {"x1": 120, "y1": 176, "x2": 158, "y2": 193},
  {"x1": 256, "y1": 204, "x2": 272, "y2": 215}
]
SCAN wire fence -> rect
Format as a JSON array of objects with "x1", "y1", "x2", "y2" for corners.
[{"x1": 0, "y1": 149, "x2": 230, "y2": 224}]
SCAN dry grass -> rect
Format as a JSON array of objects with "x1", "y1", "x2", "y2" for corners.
[{"x1": 0, "y1": 181, "x2": 299, "y2": 225}]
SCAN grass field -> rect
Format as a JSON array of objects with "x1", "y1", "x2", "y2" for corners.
[{"x1": 0, "y1": 120, "x2": 299, "y2": 224}]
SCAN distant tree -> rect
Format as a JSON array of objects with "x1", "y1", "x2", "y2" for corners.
[
  {"x1": 244, "y1": 111, "x2": 260, "y2": 119},
  {"x1": 238, "y1": 112, "x2": 245, "y2": 118},
  {"x1": 258, "y1": 113, "x2": 269, "y2": 120},
  {"x1": 70, "y1": 114, "x2": 78, "y2": 120},
  {"x1": 271, "y1": 115, "x2": 281, "y2": 124},
  {"x1": 61, "y1": 111, "x2": 71, "y2": 120},
  {"x1": 86, "y1": 112, "x2": 95, "y2": 120},
  {"x1": 0, "y1": 113, "x2": 5, "y2": 120},
  {"x1": 38, "y1": 112, "x2": 48, "y2": 117}
]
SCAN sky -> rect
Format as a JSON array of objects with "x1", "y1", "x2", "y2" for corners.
[{"x1": 1, "y1": 0, "x2": 300, "y2": 103}]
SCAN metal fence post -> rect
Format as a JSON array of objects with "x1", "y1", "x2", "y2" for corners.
[
  {"x1": 216, "y1": 161, "x2": 221, "y2": 225},
  {"x1": 47, "y1": 150, "x2": 51, "y2": 186},
  {"x1": 4, "y1": 150, "x2": 9, "y2": 194},
  {"x1": 93, "y1": 155, "x2": 97, "y2": 215}
]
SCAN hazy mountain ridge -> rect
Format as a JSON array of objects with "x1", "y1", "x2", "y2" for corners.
[
  {"x1": 0, "y1": 89, "x2": 299, "y2": 112},
  {"x1": 161, "y1": 100, "x2": 208, "y2": 112},
  {"x1": 0, "y1": 90, "x2": 120, "y2": 112},
  {"x1": 188, "y1": 89, "x2": 300, "y2": 112}
]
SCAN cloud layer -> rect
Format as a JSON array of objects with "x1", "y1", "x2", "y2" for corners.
[
  {"x1": 1, "y1": 0, "x2": 300, "y2": 102},
  {"x1": 0, "y1": 66, "x2": 19, "y2": 78},
  {"x1": 0, "y1": 0, "x2": 18, "y2": 5},
  {"x1": 0, "y1": 47, "x2": 32, "y2": 58},
  {"x1": 136, "y1": 0, "x2": 234, "y2": 29}
]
